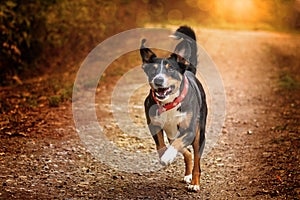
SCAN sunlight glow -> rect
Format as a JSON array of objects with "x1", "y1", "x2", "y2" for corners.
[
  {"x1": 232, "y1": 0, "x2": 255, "y2": 20},
  {"x1": 213, "y1": 0, "x2": 264, "y2": 23}
]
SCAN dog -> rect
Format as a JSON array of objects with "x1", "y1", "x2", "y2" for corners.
[{"x1": 140, "y1": 26, "x2": 207, "y2": 192}]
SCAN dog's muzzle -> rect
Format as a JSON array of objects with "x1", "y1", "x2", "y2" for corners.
[
  {"x1": 153, "y1": 77, "x2": 164, "y2": 87},
  {"x1": 152, "y1": 76, "x2": 175, "y2": 101}
]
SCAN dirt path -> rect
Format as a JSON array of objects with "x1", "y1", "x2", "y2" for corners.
[{"x1": 0, "y1": 28, "x2": 299, "y2": 199}]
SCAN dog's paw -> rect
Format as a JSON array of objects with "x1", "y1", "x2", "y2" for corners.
[
  {"x1": 187, "y1": 184, "x2": 200, "y2": 192},
  {"x1": 160, "y1": 146, "x2": 178, "y2": 166},
  {"x1": 183, "y1": 174, "x2": 192, "y2": 184}
]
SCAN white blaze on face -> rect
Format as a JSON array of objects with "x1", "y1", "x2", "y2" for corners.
[
  {"x1": 159, "y1": 59, "x2": 164, "y2": 74},
  {"x1": 152, "y1": 59, "x2": 166, "y2": 88}
]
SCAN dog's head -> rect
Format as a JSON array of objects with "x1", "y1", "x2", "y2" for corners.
[{"x1": 140, "y1": 39, "x2": 190, "y2": 102}]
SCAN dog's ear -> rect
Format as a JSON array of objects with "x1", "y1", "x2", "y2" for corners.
[
  {"x1": 170, "y1": 41, "x2": 193, "y2": 74},
  {"x1": 140, "y1": 39, "x2": 156, "y2": 63},
  {"x1": 174, "y1": 40, "x2": 192, "y2": 65}
]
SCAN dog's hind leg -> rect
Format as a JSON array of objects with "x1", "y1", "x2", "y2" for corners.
[
  {"x1": 182, "y1": 148, "x2": 193, "y2": 184},
  {"x1": 188, "y1": 125, "x2": 202, "y2": 192}
]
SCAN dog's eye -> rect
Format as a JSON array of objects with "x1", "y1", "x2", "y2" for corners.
[{"x1": 168, "y1": 65, "x2": 175, "y2": 71}]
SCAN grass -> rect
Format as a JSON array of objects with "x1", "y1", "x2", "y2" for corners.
[
  {"x1": 48, "y1": 83, "x2": 73, "y2": 107},
  {"x1": 266, "y1": 43, "x2": 300, "y2": 91},
  {"x1": 48, "y1": 95, "x2": 61, "y2": 107},
  {"x1": 279, "y1": 73, "x2": 300, "y2": 90}
]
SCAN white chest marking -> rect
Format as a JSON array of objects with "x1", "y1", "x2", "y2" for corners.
[{"x1": 150, "y1": 104, "x2": 186, "y2": 140}]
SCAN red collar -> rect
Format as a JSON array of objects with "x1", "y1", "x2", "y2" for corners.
[{"x1": 152, "y1": 75, "x2": 189, "y2": 115}]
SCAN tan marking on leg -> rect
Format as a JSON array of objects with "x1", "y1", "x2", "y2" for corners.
[
  {"x1": 191, "y1": 124, "x2": 201, "y2": 188},
  {"x1": 170, "y1": 136, "x2": 184, "y2": 151},
  {"x1": 156, "y1": 130, "x2": 167, "y2": 158},
  {"x1": 182, "y1": 148, "x2": 193, "y2": 176},
  {"x1": 169, "y1": 135, "x2": 192, "y2": 176}
]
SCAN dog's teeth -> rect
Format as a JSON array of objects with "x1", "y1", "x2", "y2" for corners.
[{"x1": 165, "y1": 87, "x2": 171, "y2": 94}]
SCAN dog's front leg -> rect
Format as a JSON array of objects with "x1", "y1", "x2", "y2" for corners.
[
  {"x1": 182, "y1": 148, "x2": 193, "y2": 184},
  {"x1": 166, "y1": 138, "x2": 192, "y2": 182},
  {"x1": 160, "y1": 133, "x2": 193, "y2": 166},
  {"x1": 155, "y1": 130, "x2": 167, "y2": 159},
  {"x1": 149, "y1": 125, "x2": 167, "y2": 160}
]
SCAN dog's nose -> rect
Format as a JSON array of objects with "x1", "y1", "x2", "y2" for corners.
[{"x1": 154, "y1": 77, "x2": 164, "y2": 87}]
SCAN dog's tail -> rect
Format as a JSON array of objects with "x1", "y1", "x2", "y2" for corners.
[
  {"x1": 170, "y1": 25, "x2": 196, "y2": 42},
  {"x1": 171, "y1": 26, "x2": 198, "y2": 74}
]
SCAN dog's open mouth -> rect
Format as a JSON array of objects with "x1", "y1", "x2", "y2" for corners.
[{"x1": 154, "y1": 85, "x2": 175, "y2": 100}]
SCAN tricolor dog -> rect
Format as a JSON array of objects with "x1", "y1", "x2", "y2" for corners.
[{"x1": 140, "y1": 26, "x2": 207, "y2": 192}]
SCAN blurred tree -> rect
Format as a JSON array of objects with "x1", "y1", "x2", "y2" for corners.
[
  {"x1": 0, "y1": 0, "x2": 299, "y2": 86},
  {"x1": 0, "y1": 0, "x2": 57, "y2": 85}
]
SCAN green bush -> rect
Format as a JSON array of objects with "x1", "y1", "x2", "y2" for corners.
[
  {"x1": 0, "y1": 0, "x2": 57, "y2": 84},
  {"x1": 48, "y1": 95, "x2": 61, "y2": 107},
  {"x1": 0, "y1": 0, "x2": 140, "y2": 85}
]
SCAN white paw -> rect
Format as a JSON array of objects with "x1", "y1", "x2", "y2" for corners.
[
  {"x1": 183, "y1": 174, "x2": 192, "y2": 184},
  {"x1": 160, "y1": 146, "x2": 178, "y2": 166},
  {"x1": 187, "y1": 184, "x2": 200, "y2": 192}
]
